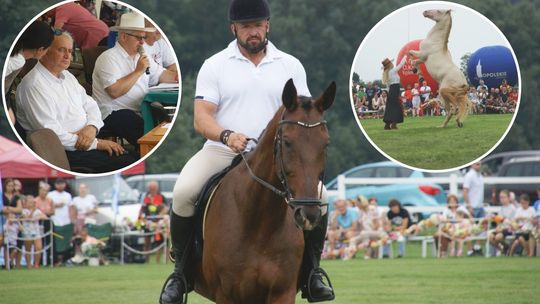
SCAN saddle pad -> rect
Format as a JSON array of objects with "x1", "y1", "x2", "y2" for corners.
[{"x1": 192, "y1": 153, "x2": 243, "y2": 259}]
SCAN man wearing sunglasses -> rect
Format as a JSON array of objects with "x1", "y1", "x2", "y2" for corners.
[{"x1": 92, "y1": 12, "x2": 177, "y2": 149}]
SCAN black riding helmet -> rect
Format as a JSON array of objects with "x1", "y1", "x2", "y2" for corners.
[{"x1": 229, "y1": 0, "x2": 270, "y2": 23}]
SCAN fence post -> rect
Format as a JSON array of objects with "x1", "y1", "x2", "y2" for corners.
[
  {"x1": 337, "y1": 174, "x2": 346, "y2": 200},
  {"x1": 50, "y1": 221, "x2": 54, "y2": 268},
  {"x1": 120, "y1": 233, "x2": 125, "y2": 265},
  {"x1": 449, "y1": 174, "x2": 458, "y2": 195}
]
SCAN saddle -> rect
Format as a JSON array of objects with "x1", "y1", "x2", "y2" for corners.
[{"x1": 191, "y1": 153, "x2": 244, "y2": 260}]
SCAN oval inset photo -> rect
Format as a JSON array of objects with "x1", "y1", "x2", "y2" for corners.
[
  {"x1": 350, "y1": 1, "x2": 520, "y2": 171},
  {"x1": 2, "y1": 0, "x2": 181, "y2": 175}
]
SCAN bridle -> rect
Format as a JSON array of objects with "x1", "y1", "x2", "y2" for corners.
[{"x1": 240, "y1": 108, "x2": 328, "y2": 210}]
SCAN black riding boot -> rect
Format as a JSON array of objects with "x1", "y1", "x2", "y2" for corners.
[
  {"x1": 159, "y1": 213, "x2": 195, "y2": 304},
  {"x1": 300, "y1": 213, "x2": 335, "y2": 302}
]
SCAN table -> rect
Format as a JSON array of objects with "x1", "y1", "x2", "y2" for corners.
[
  {"x1": 141, "y1": 90, "x2": 179, "y2": 134},
  {"x1": 137, "y1": 122, "x2": 169, "y2": 157}
]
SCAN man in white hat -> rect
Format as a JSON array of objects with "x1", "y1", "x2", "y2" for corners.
[{"x1": 92, "y1": 11, "x2": 178, "y2": 148}]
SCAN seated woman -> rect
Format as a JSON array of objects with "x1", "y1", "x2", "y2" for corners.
[
  {"x1": 508, "y1": 194, "x2": 536, "y2": 257},
  {"x1": 488, "y1": 189, "x2": 516, "y2": 256},
  {"x1": 349, "y1": 196, "x2": 386, "y2": 259}
]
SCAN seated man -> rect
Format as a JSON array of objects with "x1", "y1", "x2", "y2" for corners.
[
  {"x1": 327, "y1": 199, "x2": 359, "y2": 259},
  {"x1": 143, "y1": 19, "x2": 177, "y2": 72},
  {"x1": 15, "y1": 32, "x2": 135, "y2": 173},
  {"x1": 92, "y1": 12, "x2": 178, "y2": 147}
]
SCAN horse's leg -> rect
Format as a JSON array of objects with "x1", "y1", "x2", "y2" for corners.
[
  {"x1": 408, "y1": 49, "x2": 428, "y2": 62},
  {"x1": 438, "y1": 88, "x2": 454, "y2": 128},
  {"x1": 455, "y1": 94, "x2": 469, "y2": 128}
]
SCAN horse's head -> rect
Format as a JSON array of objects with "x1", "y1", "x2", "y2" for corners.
[
  {"x1": 276, "y1": 79, "x2": 336, "y2": 230},
  {"x1": 423, "y1": 9, "x2": 452, "y2": 22}
]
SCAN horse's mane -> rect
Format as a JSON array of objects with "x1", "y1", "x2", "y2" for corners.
[{"x1": 443, "y1": 13, "x2": 452, "y2": 52}]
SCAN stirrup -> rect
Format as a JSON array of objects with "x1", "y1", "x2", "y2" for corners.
[
  {"x1": 303, "y1": 267, "x2": 335, "y2": 302},
  {"x1": 159, "y1": 272, "x2": 188, "y2": 304}
]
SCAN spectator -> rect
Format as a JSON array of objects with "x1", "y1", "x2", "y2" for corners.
[
  {"x1": 365, "y1": 82, "x2": 377, "y2": 110},
  {"x1": 368, "y1": 197, "x2": 378, "y2": 207},
  {"x1": 143, "y1": 19, "x2": 177, "y2": 72},
  {"x1": 403, "y1": 84, "x2": 413, "y2": 111},
  {"x1": 138, "y1": 181, "x2": 168, "y2": 263},
  {"x1": 476, "y1": 79, "x2": 488, "y2": 92},
  {"x1": 488, "y1": 189, "x2": 516, "y2": 256},
  {"x1": 327, "y1": 199, "x2": 359, "y2": 259},
  {"x1": 352, "y1": 196, "x2": 384, "y2": 259},
  {"x1": 70, "y1": 228, "x2": 106, "y2": 265},
  {"x1": 15, "y1": 32, "x2": 133, "y2": 172},
  {"x1": 533, "y1": 186, "x2": 540, "y2": 212},
  {"x1": 468, "y1": 87, "x2": 479, "y2": 114},
  {"x1": 463, "y1": 161, "x2": 485, "y2": 256},
  {"x1": 419, "y1": 80, "x2": 432, "y2": 114},
  {"x1": 499, "y1": 79, "x2": 509, "y2": 92},
  {"x1": 48, "y1": 178, "x2": 75, "y2": 265},
  {"x1": 383, "y1": 199, "x2": 410, "y2": 258},
  {"x1": 5, "y1": 21, "x2": 53, "y2": 97},
  {"x1": 21, "y1": 195, "x2": 48, "y2": 268},
  {"x1": 2, "y1": 178, "x2": 23, "y2": 217},
  {"x1": 434, "y1": 194, "x2": 461, "y2": 258},
  {"x1": 92, "y1": 11, "x2": 178, "y2": 148},
  {"x1": 449, "y1": 209, "x2": 473, "y2": 257},
  {"x1": 477, "y1": 86, "x2": 488, "y2": 113},
  {"x1": 411, "y1": 82, "x2": 421, "y2": 117},
  {"x1": 35, "y1": 181, "x2": 54, "y2": 263},
  {"x1": 374, "y1": 90, "x2": 387, "y2": 117},
  {"x1": 356, "y1": 85, "x2": 366, "y2": 111},
  {"x1": 46, "y1": 2, "x2": 109, "y2": 49},
  {"x1": 3, "y1": 212, "x2": 22, "y2": 269},
  {"x1": 508, "y1": 194, "x2": 536, "y2": 256},
  {"x1": 72, "y1": 183, "x2": 99, "y2": 234}
]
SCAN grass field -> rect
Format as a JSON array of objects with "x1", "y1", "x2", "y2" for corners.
[
  {"x1": 2, "y1": 247, "x2": 539, "y2": 304},
  {"x1": 359, "y1": 114, "x2": 514, "y2": 170}
]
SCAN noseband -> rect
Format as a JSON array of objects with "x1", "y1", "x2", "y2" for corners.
[{"x1": 240, "y1": 109, "x2": 327, "y2": 209}]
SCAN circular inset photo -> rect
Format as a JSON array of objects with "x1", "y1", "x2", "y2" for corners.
[
  {"x1": 350, "y1": 1, "x2": 520, "y2": 171},
  {"x1": 2, "y1": 0, "x2": 181, "y2": 175}
]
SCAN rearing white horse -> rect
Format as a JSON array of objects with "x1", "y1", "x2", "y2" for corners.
[{"x1": 408, "y1": 9, "x2": 470, "y2": 128}]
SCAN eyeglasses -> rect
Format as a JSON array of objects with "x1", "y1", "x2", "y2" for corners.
[
  {"x1": 125, "y1": 32, "x2": 147, "y2": 41},
  {"x1": 52, "y1": 28, "x2": 65, "y2": 36}
]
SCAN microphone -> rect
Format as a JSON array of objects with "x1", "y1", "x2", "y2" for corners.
[{"x1": 137, "y1": 46, "x2": 150, "y2": 75}]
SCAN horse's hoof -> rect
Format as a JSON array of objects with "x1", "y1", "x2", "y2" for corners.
[
  {"x1": 437, "y1": 125, "x2": 446, "y2": 128},
  {"x1": 457, "y1": 122, "x2": 463, "y2": 128}
]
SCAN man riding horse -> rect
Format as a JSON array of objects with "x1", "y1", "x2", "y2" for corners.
[{"x1": 159, "y1": 0, "x2": 335, "y2": 303}]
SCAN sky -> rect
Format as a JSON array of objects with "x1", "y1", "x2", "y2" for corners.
[{"x1": 351, "y1": 1, "x2": 513, "y2": 82}]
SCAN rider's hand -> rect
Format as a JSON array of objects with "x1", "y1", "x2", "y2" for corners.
[{"x1": 227, "y1": 132, "x2": 249, "y2": 153}]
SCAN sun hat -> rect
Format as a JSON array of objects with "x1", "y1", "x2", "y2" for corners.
[{"x1": 111, "y1": 12, "x2": 156, "y2": 32}]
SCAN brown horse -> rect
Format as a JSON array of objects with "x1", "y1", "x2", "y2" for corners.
[{"x1": 193, "y1": 79, "x2": 336, "y2": 304}]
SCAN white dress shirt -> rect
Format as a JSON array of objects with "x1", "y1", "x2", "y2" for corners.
[
  {"x1": 16, "y1": 61, "x2": 104, "y2": 151},
  {"x1": 92, "y1": 42, "x2": 164, "y2": 119},
  {"x1": 463, "y1": 169, "x2": 484, "y2": 208},
  {"x1": 195, "y1": 40, "x2": 310, "y2": 149},
  {"x1": 144, "y1": 38, "x2": 176, "y2": 69},
  {"x1": 4, "y1": 53, "x2": 25, "y2": 90}
]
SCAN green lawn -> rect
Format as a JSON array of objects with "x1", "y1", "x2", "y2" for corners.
[
  {"x1": 359, "y1": 114, "x2": 514, "y2": 170},
  {"x1": 2, "y1": 249, "x2": 539, "y2": 304}
]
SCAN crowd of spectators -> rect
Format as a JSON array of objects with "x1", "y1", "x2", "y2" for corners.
[
  {"x1": 324, "y1": 186, "x2": 540, "y2": 260},
  {"x1": 351, "y1": 78, "x2": 519, "y2": 119},
  {"x1": 4, "y1": 2, "x2": 179, "y2": 173},
  {"x1": 1, "y1": 177, "x2": 169, "y2": 269}
]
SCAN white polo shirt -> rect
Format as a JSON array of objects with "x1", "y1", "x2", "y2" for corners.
[
  {"x1": 92, "y1": 42, "x2": 164, "y2": 119},
  {"x1": 463, "y1": 168, "x2": 484, "y2": 208},
  {"x1": 195, "y1": 40, "x2": 310, "y2": 149},
  {"x1": 48, "y1": 190, "x2": 73, "y2": 227},
  {"x1": 144, "y1": 38, "x2": 176, "y2": 69},
  {"x1": 16, "y1": 61, "x2": 104, "y2": 151}
]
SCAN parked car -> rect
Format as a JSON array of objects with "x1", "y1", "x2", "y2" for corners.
[
  {"x1": 68, "y1": 176, "x2": 140, "y2": 229},
  {"x1": 486, "y1": 156, "x2": 540, "y2": 205},
  {"x1": 326, "y1": 162, "x2": 454, "y2": 220},
  {"x1": 482, "y1": 150, "x2": 540, "y2": 176},
  {"x1": 125, "y1": 173, "x2": 178, "y2": 205}
]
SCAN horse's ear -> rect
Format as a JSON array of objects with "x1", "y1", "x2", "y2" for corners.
[
  {"x1": 446, "y1": 9, "x2": 452, "y2": 14},
  {"x1": 282, "y1": 79, "x2": 297, "y2": 110},
  {"x1": 315, "y1": 81, "x2": 336, "y2": 112}
]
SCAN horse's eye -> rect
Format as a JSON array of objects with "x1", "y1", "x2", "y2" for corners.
[{"x1": 284, "y1": 140, "x2": 292, "y2": 148}]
